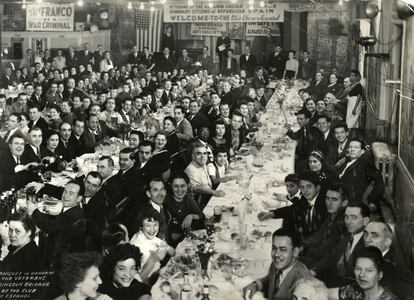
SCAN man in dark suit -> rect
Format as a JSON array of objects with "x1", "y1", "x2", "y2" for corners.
[
  {"x1": 127, "y1": 45, "x2": 140, "y2": 65},
  {"x1": 327, "y1": 122, "x2": 350, "y2": 168},
  {"x1": 316, "y1": 114, "x2": 336, "y2": 156},
  {"x1": 239, "y1": 45, "x2": 257, "y2": 78},
  {"x1": 28, "y1": 84, "x2": 46, "y2": 109},
  {"x1": 337, "y1": 139, "x2": 384, "y2": 210},
  {"x1": 82, "y1": 114, "x2": 116, "y2": 152},
  {"x1": 251, "y1": 67, "x2": 270, "y2": 90},
  {"x1": 301, "y1": 183, "x2": 348, "y2": 267},
  {"x1": 3, "y1": 113, "x2": 25, "y2": 144},
  {"x1": 308, "y1": 72, "x2": 328, "y2": 101},
  {"x1": 27, "y1": 180, "x2": 86, "y2": 269},
  {"x1": 28, "y1": 105, "x2": 48, "y2": 139},
  {"x1": 77, "y1": 42, "x2": 95, "y2": 69},
  {"x1": 56, "y1": 122, "x2": 78, "y2": 162},
  {"x1": 21, "y1": 127, "x2": 47, "y2": 164},
  {"x1": 0, "y1": 135, "x2": 38, "y2": 192},
  {"x1": 312, "y1": 202, "x2": 370, "y2": 287},
  {"x1": 220, "y1": 49, "x2": 238, "y2": 76},
  {"x1": 119, "y1": 98, "x2": 134, "y2": 124},
  {"x1": 298, "y1": 50, "x2": 317, "y2": 81},
  {"x1": 66, "y1": 46, "x2": 78, "y2": 69},
  {"x1": 243, "y1": 228, "x2": 312, "y2": 300},
  {"x1": 216, "y1": 31, "x2": 231, "y2": 72},
  {"x1": 187, "y1": 100, "x2": 209, "y2": 136},
  {"x1": 196, "y1": 46, "x2": 213, "y2": 74},
  {"x1": 157, "y1": 47, "x2": 175, "y2": 73},
  {"x1": 258, "y1": 170, "x2": 328, "y2": 240},
  {"x1": 0, "y1": 67, "x2": 14, "y2": 88},
  {"x1": 284, "y1": 109, "x2": 323, "y2": 172},
  {"x1": 363, "y1": 221, "x2": 414, "y2": 300},
  {"x1": 267, "y1": 45, "x2": 285, "y2": 79}
]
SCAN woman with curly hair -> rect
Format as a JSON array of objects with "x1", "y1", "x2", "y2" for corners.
[
  {"x1": 98, "y1": 244, "x2": 151, "y2": 300},
  {"x1": 54, "y1": 252, "x2": 111, "y2": 300}
]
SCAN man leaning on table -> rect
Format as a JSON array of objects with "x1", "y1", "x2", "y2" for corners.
[{"x1": 243, "y1": 228, "x2": 312, "y2": 300}]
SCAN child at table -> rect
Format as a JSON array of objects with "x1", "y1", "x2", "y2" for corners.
[
  {"x1": 257, "y1": 173, "x2": 301, "y2": 221},
  {"x1": 207, "y1": 147, "x2": 237, "y2": 186},
  {"x1": 129, "y1": 208, "x2": 175, "y2": 284}
]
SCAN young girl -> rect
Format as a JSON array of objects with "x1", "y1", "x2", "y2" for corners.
[
  {"x1": 129, "y1": 209, "x2": 175, "y2": 283},
  {"x1": 208, "y1": 148, "x2": 237, "y2": 185}
]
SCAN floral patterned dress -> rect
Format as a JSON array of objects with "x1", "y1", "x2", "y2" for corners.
[{"x1": 339, "y1": 283, "x2": 399, "y2": 300}]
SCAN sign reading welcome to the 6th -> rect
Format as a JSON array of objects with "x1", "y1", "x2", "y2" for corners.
[
  {"x1": 164, "y1": 2, "x2": 288, "y2": 23},
  {"x1": 26, "y1": 3, "x2": 75, "y2": 31}
]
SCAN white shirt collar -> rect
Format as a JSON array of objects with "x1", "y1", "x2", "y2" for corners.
[
  {"x1": 150, "y1": 201, "x2": 161, "y2": 212},
  {"x1": 288, "y1": 190, "x2": 301, "y2": 201},
  {"x1": 324, "y1": 130, "x2": 330, "y2": 139},
  {"x1": 308, "y1": 192, "x2": 319, "y2": 207}
]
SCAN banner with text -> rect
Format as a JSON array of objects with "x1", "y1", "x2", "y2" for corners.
[
  {"x1": 246, "y1": 22, "x2": 281, "y2": 36},
  {"x1": 26, "y1": 3, "x2": 75, "y2": 31},
  {"x1": 164, "y1": 2, "x2": 287, "y2": 23},
  {"x1": 190, "y1": 23, "x2": 227, "y2": 36}
]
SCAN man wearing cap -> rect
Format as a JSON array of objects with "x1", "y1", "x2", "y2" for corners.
[
  {"x1": 258, "y1": 170, "x2": 327, "y2": 240},
  {"x1": 284, "y1": 108, "x2": 323, "y2": 172}
]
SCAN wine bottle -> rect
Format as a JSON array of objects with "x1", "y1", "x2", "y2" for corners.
[
  {"x1": 201, "y1": 285, "x2": 210, "y2": 300},
  {"x1": 180, "y1": 272, "x2": 192, "y2": 300}
]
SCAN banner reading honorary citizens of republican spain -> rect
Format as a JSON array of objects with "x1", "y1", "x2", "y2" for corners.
[
  {"x1": 164, "y1": 2, "x2": 288, "y2": 23},
  {"x1": 26, "y1": 3, "x2": 75, "y2": 31}
]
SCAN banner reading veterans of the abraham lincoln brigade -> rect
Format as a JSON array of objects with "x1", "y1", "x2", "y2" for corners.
[
  {"x1": 164, "y1": 1, "x2": 287, "y2": 23},
  {"x1": 26, "y1": 3, "x2": 75, "y2": 31}
]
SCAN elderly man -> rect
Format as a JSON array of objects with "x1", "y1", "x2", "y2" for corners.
[
  {"x1": 292, "y1": 277, "x2": 328, "y2": 300},
  {"x1": 21, "y1": 127, "x2": 46, "y2": 164},
  {"x1": 243, "y1": 228, "x2": 312, "y2": 300},
  {"x1": 185, "y1": 141, "x2": 225, "y2": 208},
  {"x1": 364, "y1": 221, "x2": 414, "y2": 299},
  {"x1": 27, "y1": 180, "x2": 86, "y2": 268}
]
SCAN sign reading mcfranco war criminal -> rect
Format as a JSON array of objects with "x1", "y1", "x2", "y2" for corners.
[
  {"x1": 164, "y1": 2, "x2": 288, "y2": 23},
  {"x1": 26, "y1": 3, "x2": 75, "y2": 31}
]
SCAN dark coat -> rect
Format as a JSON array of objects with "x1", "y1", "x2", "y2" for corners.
[
  {"x1": 187, "y1": 112, "x2": 210, "y2": 136},
  {"x1": 32, "y1": 205, "x2": 86, "y2": 268},
  {"x1": 0, "y1": 241, "x2": 44, "y2": 271},
  {"x1": 220, "y1": 57, "x2": 239, "y2": 76},
  {"x1": 252, "y1": 74, "x2": 270, "y2": 89},
  {"x1": 56, "y1": 137, "x2": 78, "y2": 162},
  {"x1": 298, "y1": 58, "x2": 317, "y2": 81},
  {"x1": 20, "y1": 144, "x2": 48, "y2": 164},
  {"x1": 28, "y1": 117, "x2": 49, "y2": 139},
  {"x1": 286, "y1": 124, "x2": 323, "y2": 161},
  {"x1": 267, "y1": 52, "x2": 286, "y2": 79},
  {"x1": 327, "y1": 140, "x2": 350, "y2": 167},
  {"x1": 239, "y1": 54, "x2": 258, "y2": 78}
]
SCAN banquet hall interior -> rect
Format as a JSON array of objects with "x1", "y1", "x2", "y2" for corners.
[{"x1": 1, "y1": 0, "x2": 414, "y2": 299}]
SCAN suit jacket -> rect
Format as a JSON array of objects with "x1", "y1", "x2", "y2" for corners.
[
  {"x1": 196, "y1": 54, "x2": 213, "y2": 73},
  {"x1": 267, "y1": 52, "x2": 286, "y2": 79},
  {"x1": 259, "y1": 260, "x2": 312, "y2": 300},
  {"x1": 320, "y1": 129, "x2": 337, "y2": 156},
  {"x1": 66, "y1": 52, "x2": 78, "y2": 68},
  {"x1": 187, "y1": 112, "x2": 210, "y2": 136},
  {"x1": 298, "y1": 58, "x2": 316, "y2": 81},
  {"x1": 313, "y1": 233, "x2": 365, "y2": 287},
  {"x1": 119, "y1": 109, "x2": 134, "y2": 124},
  {"x1": 0, "y1": 240, "x2": 44, "y2": 272},
  {"x1": 337, "y1": 152, "x2": 384, "y2": 205},
  {"x1": 28, "y1": 117, "x2": 49, "y2": 139},
  {"x1": 157, "y1": 55, "x2": 175, "y2": 73},
  {"x1": 216, "y1": 36, "x2": 231, "y2": 55},
  {"x1": 56, "y1": 137, "x2": 78, "y2": 162},
  {"x1": 127, "y1": 51, "x2": 141, "y2": 65},
  {"x1": 0, "y1": 74, "x2": 13, "y2": 88},
  {"x1": 252, "y1": 75, "x2": 270, "y2": 89},
  {"x1": 0, "y1": 149, "x2": 37, "y2": 192},
  {"x1": 21, "y1": 144, "x2": 47, "y2": 164},
  {"x1": 286, "y1": 125, "x2": 323, "y2": 161},
  {"x1": 308, "y1": 80, "x2": 328, "y2": 101},
  {"x1": 77, "y1": 50, "x2": 94, "y2": 67},
  {"x1": 302, "y1": 208, "x2": 346, "y2": 265},
  {"x1": 239, "y1": 54, "x2": 258, "y2": 77},
  {"x1": 3, "y1": 128, "x2": 25, "y2": 144},
  {"x1": 272, "y1": 193, "x2": 328, "y2": 240},
  {"x1": 326, "y1": 82, "x2": 343, "y2": 97},
  {"x1": 220, "y1": 57, "x2": 238, "y2": 76},
  {"x1": 327, "y1": 140, "x2": 350, "y2": 166},
  {"x1": 33, "y1": 205, "x2": 86, "y2": 268},
  {"x1": 29, "y1": 94, "x2": 46, "y2": 110}
]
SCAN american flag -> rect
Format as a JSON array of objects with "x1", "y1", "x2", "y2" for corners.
[{"x1": 136, "y1": 8, "x2": 163, "y2": 53}]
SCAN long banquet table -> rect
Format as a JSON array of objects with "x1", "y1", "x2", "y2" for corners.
[{"x1": 151, "y1": 81, "x2": 305, "y2": 300}]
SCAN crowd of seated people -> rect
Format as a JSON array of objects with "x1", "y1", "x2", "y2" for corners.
[{"x1": 0, "y1": 43, "x2": 411, "y2": 300}]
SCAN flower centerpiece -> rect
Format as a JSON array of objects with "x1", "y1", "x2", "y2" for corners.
[{"x1": 184, "y1": 222, "x2": 216, "y2": 279}]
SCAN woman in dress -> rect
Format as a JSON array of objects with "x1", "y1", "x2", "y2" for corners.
[
  {"x1": 54, "y1": 252, "x2": 111, "y2": 300},
  {"x1": 346, "y1": 69, "x2": 365, "y2": 130},
  {"x1": 98, "y1": 244, "x2": 152, "y2": 300},
  {"x1": 48, "y1": 105, "x2": 63, "y2": 132},
  {"x1": 329, "y1": 246, "x2": 398, "y2": 300},
  {"x1": 308, "y1": 150, "x2": 338, "y2": 193},
  {"x1": 208, "y1": 120, "x2": 231, "y2": 153},
  {"x1": 283, "y1": 50, "x2": 299, "y2": 80},
  {"x1": 152, "y1": 131, "x2": 172, "y2": 181},
  {"x1": 0, "y1": 211, "x2": 43, "y2": 271},
  {"x1": 164, "y1": 172, "x2": 205, "y2": 247}
]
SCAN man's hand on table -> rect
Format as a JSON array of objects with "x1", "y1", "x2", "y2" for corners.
[
  {"x1": 27, "y1": 182, "x2": 45, "y2": 194},
  {"x1": 243, "y1": 281, "x2": 259, "y2": 299},
  {"x1": 257, "y1": 211, "x2": 274, "y2": 221},
  {"x1": 213, "y1": 190, "x2": 225, "y2": 197}
]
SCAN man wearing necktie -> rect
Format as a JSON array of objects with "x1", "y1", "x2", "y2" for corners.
[
  {"x1": 311, "y1": 202, "x2": 370, "y2": 287},
  {"x1": 243, "y1": 228, "x2": 312, "y2": 299}
]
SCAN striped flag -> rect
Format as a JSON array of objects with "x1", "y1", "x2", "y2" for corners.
[{"x1": 136, "y1": 8, "x2": 163, "y2": 53}]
